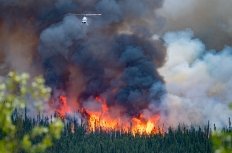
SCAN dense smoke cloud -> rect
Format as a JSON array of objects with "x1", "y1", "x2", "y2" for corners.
[
  {"x1": 0, "y1": 0, "x2": 232, "y2": 128},
  {"x1": 39, "y1": 17, "x2": 165, "y2": 116},
  {"x1": 37, "y1": 0, "x2": 166, "y2": 117},
  {"x1": 159, "y1": 30, "x2": 232, "y2": 127},
  {"x1": 157, "y1": 0, "x2": 232, "y2": 49}
]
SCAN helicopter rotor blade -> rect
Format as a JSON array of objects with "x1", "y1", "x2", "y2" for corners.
[{"x1": 73, "y1": 13, "x2": 102, "y2": 16}]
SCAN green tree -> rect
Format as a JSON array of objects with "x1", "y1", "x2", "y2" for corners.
[
  {"x1": 212, "y1": 131, "x2": 232, "y2": 153},
  {"x1": 0, "y1": 71, "x2": 63, "y2": 153},
  {"x1": 212, "y1": 104, "x2": 232, "y2": 153}
]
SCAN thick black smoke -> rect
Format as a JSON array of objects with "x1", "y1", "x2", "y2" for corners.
[
  {"x1": 37, "y1": 0, "x2": 166, "y2": 116},
  {"x1": 0, "y1": 0, "x2": 166, "y2": 116},
  {"x1": 110, "y1": 35, "x2": 165, "y2": 115}
]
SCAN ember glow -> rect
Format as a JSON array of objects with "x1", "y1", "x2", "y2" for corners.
[{"x1": 55, "y1": 95, "x2": 162, "y2": 135}]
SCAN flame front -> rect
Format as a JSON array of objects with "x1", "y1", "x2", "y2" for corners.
[
  {"x1": 55, "y1": 95, "x2": 162, "y2": 135},
  {"x1": 131, "y1": 115, "x2": 161, "y2": 135},
  {"x1": 56, "y1": 96, "x2": 71, "y2": 118}
]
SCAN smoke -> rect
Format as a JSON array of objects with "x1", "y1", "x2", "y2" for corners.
[
  {"x1": 157, "y1": 0, "x2": 232, "y2": 50},
  {"x1": 0, "y1": 0, "x2": 232, "y2": 128},
  {"x1": 0, "y1": 22, "x2": 39, "y2": 75},
  {"x1": 108, "y1": 34, "x2": 166, "y2": 115},
  {"x1": 37, "y1": 0, "x2": 166, "y2": 117},
  {"x1": 159, "y1": 30, "x2": 232, "y2": 128}
]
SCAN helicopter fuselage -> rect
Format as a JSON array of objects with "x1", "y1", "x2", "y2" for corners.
[{"x1": 82, "y1": 16, "x2": 88, "y2": 24}]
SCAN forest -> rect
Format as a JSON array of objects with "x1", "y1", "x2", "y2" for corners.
[{"x1": 4, "y1": 110, "x2": 230, "y2": 153}]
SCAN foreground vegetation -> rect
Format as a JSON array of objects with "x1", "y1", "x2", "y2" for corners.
[{"x1": 0, "y1": 72, "x2": 63, "y2": 153}]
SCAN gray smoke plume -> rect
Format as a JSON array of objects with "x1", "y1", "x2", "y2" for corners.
[{"x1": 157, "y1": 0, "x2": 232, "y2": 50}]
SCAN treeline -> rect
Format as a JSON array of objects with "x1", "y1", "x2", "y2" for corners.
[
  {"x1": 47, "y1": 125, "x2": 212, "y2": 153},
  {"x1": 6, "y1": 110, "x2": 232, "y2": 153}
]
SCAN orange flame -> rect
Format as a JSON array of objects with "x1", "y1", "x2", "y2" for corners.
[
  {"x1": 56, "y1": 96, "x2": 71, "y2": 118},
  {"x1": 56, "y1": 95, "x2": 163, "y2": 135},
  {"x1": 131, "y1": 114, "x2": 161, "y2": 135}
]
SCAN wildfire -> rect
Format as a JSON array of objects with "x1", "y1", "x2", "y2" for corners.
[
  {"x1": 56, "y1": 96, "x2": 71, "y2": 118},
  {"x1": 86, "y1": 96, "x2": 122, "y2": 132},
  {"x1": 56, "y1": 95, "x2": 163, "y2": 135},
  {"x1": 131, "y1": 115, "x2": 161, "y2": 135}
]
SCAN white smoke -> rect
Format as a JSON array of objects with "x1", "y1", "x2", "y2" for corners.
[{"x1": 159, "y1": 29, "x2": 232, "y2": 128}]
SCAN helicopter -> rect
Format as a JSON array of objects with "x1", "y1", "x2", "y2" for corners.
[{"x1": 73, "y1": 13, "x2": 102, "y2": 25}]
